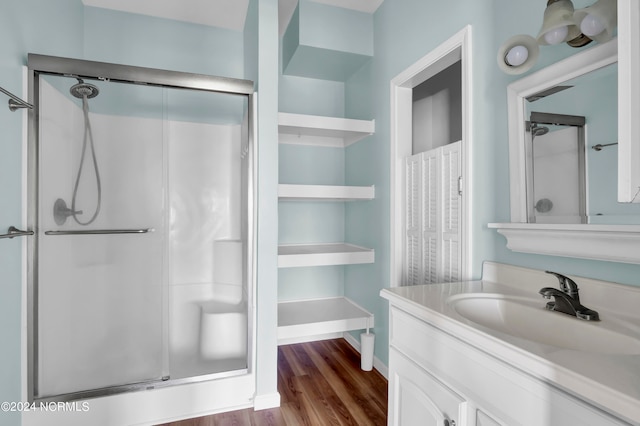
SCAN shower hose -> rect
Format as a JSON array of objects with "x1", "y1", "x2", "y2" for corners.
[{"x1": 71, "y1": 95, "x2": 101, "y2": 225}]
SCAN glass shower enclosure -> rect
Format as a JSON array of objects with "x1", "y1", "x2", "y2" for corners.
[{"x1": 26, "y1": 54, "x2": 255, "y2": 402}]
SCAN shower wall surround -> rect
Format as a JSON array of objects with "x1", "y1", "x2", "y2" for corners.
[{"x1": 168, "y1": 120, "x2": 246, "y2": 380}]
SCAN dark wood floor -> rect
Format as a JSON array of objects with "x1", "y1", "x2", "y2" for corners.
[{"x1": 159, "y1": 338, "x2": 388, "y2": 426}]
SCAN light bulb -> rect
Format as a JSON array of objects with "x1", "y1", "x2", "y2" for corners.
[
  {"x1": 505, "y1": 45, "x2": 529, "y2": 67},
  {"x1": 543, "y1": 26, "x2": 569, "y2": 45},
  {"x1": 580, "y1": 13, "x2": 605, "y2": 37}
]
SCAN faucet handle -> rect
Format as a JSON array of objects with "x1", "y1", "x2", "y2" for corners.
[{"x1": 545, "y1": 271, "x2": 580, "y2": 299}]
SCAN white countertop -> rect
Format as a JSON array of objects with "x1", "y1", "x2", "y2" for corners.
[{"x1": 381, "y1": 262, "x2": 640, "y2": 424}]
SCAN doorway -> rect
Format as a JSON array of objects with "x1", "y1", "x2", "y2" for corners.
[{"x1": 390, "y1": 26, "x2": 472, "y2": 287}]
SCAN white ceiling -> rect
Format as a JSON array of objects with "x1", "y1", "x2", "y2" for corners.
[
  {"x1": 311, "y1": 0, "x2": 384, "y2": 14},
  {"x1": 81, "y1": 0, "x2": 250, "y2": 31},
  {"x1": 83, "y1": 0, "x2": 383, "y2": 33},
  {"x1": 278, "y1": 0, "x2": 383, "y2": 35}
]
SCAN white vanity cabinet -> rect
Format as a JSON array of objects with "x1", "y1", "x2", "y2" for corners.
[
  {"x1": 389, "y1": 346, "x2": 465, "y2": 426},
  {"x1": 388, "y1": 306, "x2": 505, "y2": 426},
  {"x1": 384, "y1": 301, "x2": 631, "y2": 426}
]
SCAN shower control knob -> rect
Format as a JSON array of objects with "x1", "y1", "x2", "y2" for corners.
[{"x1": 53, "y1": 198, "x2": 83, "y2": 226}]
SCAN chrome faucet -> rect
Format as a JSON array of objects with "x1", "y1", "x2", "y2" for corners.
[{"x1": 539, "y1": 271, "x2": 600, "y2": 321}]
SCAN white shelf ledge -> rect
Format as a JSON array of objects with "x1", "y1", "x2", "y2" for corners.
[
  {"x1": 278, "y1": 297, "x2": 374, "y2": 345},
  {"x1": 488, "y1": 222, "x2": 640, "y2": 264},
  {"x1": 278, "y1": 184, "x2": 375, "y2": 201},
  {"x1": 278, "y1": 112, "x2": 374, "y2": 147},
  {"x1": 278, "y1": 243, "x2": 375, "y2": 268}
]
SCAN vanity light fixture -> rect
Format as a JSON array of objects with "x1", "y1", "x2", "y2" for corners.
[
  {"x1": 537, "y1": 0, "x2": 581, "y2": 45},
  {"x1": 498, "y1": 35, "x2": 540, "y2": 75},
  {"x1": 574, "y1": 0, "x2": 617, "y2": 42},
  {"x1": 497, "y1": 0, "x2": 617, "y2": 74}
]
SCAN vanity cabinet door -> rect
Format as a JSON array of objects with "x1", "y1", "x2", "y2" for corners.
[
  {"x1": 476, "y1": 410, "x2": 502, "y2": 426},
  {"x1": 389, "y1": 347, "x2": 466, "y2": 426}
]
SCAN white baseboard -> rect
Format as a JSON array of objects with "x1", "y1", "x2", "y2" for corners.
[
  {"x1": 342, "y1": 332, "x2": 389, "y2": 379},
  {"x1": 253, "y1": 392, "x2": 281, "y2": 410}
]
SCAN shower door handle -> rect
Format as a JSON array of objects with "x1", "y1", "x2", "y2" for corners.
[
  {"x1": 44, "y1": 228, "x2": 154, "y2": 236},
  {"x1": 0, "y1": 226, "x2": 35, "y2": 239}
]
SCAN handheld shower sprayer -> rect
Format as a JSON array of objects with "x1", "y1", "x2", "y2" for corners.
[{"x1": 53, "y1": 77, "x2": 102, "y2": 226}]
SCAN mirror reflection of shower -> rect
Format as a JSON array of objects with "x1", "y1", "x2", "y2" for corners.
[
  {"x1": 530, "y1": 123, "x2": 549, "y2": 137},
  {"x1": 53, "y1": 78, "x2": 102, "y2": 226},
  {"x1": 527, "y1": 112, "x2": 587, "y2": 224}
]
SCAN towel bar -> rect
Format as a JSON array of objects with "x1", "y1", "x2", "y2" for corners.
[
  {"x1": 0, "y1": 226, "x2": 34, "y2": 239},
  {"x1": 44, "y1": 228, "x2": 154, "y2": 236}
]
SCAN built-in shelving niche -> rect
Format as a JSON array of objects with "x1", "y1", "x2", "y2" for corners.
[
  {"x1": 278, "y1": 297, "x2": 374, "y2": 345},
  {"x1": 277, "y1": 112, "x2": 375, "y2": 345}
]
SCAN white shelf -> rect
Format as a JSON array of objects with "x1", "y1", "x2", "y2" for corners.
[
  {"x1": 278, "y1": 184, "x2": 375, "y2": 201},
  {"x1": 278, "y1": 243, "x2": 375, "y2": 268},
  {"x1": 278, "y1": 297, "x2": 374, "y2": 345},
  {"x1": 488, "y1": 222, "x2": 640, "y2": 264},
  {"x1": 278, "y1": 112, "x2": 374, "y2": 147}
]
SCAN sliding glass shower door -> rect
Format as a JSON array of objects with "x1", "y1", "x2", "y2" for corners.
[
  {"x1": 29, "y1": 56, "x2": 254, "y2": 402},
  {"x1": 36, "y1": 74, "x2": 167, "y2": 398}
]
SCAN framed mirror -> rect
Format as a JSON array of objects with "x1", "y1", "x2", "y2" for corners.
[
  {"x1": 618, "y1": 0, "x2": 640, "y2": 203},
  {"x1": 490, "y1": 29, "x2": 640, "y2": 264},
  {"x1": 505, "y1": 39, "x2": 618, "y2": 223},
  {"x1": 522, "y1": 62, "x2": 640, "y2": 224}
]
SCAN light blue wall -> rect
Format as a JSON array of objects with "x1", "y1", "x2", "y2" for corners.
[
  {"x1": 83, "y1": 6, "x2": 243, "y2": 76},
  {"x1": 279, "y1": 75, "x2": 345, "y2": 116},
  {"x1": 244, "y1": 0, "x2": 259, "y2": 84},
  {"x1": 254, "y1": 0, "x2": 280, "y2": 402},
  {"x1": 299, "y1": 0, "x2": 373, "y2": 55},
  {"x1": 343, "y1": 0, "x2": 497, "y2": 367},
  {"x1": 282, "y1": 0, "x2": 373, "y2": 81},
  {"x1": 341, "y1": 0, "x2": 640, "y2": 368},
  {"x1": 1, "y1": 2, "x2": 83, "y2": 425},
  {"x1": 279, "y1": 3, "x2": 347, "y2": 117},
  {"x1": 70, "y1": 6, "x2": 247, "y2": 125}
]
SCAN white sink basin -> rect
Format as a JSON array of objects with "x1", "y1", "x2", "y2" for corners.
[{"x1": 447, "y1": 293, "x2": 640, "y2": 355}]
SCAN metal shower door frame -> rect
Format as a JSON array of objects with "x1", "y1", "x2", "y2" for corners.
[
  {"x1": 25, "y1": 54, "x2": 257, "y2": 403},
  {"x1": 525, "y1": 111, "x2": 587, "y2": 224}
]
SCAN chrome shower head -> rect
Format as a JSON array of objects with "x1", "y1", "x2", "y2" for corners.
[
  {"x1": 531, "y1": 124, "x2": 549, "y2": 137},
  {"x1": 70, "y1": 80, "x2": 99, "y2": 99}
]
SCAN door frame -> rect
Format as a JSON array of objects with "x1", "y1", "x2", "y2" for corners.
[{"x1": 389, "y1": 26, "x2": 473, "y2": 287}]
